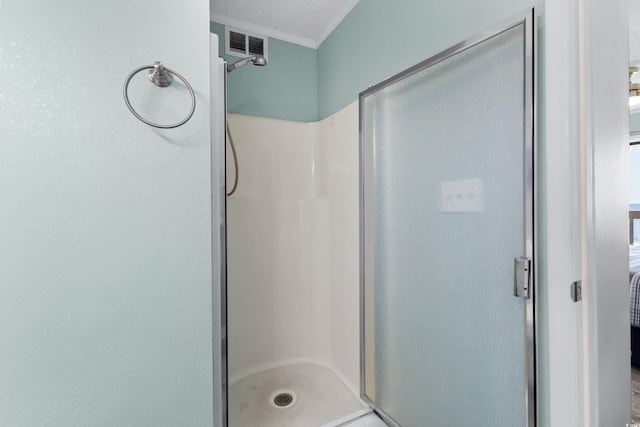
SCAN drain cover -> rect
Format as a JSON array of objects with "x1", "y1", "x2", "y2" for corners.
[
  {"x1": 273, "y1": 393, "x2": 293, "y2": 407},
  {"x1": 270, "y1": 389, "x2": 297, "y2": 409}
]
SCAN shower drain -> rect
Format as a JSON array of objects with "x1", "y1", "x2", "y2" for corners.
[
  {"x1": 274, "y1": 393, "x2": 293, "y2": 407},
  {"x1": 270, "y1": 389, "x2": 297, "y2": 409}
]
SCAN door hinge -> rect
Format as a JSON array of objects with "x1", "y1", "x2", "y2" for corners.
[
  {"x1": 571, "y1": 280, "x2": 582, "y2": 302},
  {"x1": 514, "y1": 257, "x2": 531, "y2": 299}
]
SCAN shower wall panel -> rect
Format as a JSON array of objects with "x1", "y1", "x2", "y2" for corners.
[
  {"x1": 318, "y1": 101, "x2": 361, "y2": 396},
  {"x1": 226, "y1": 108, "x2": 360, "y2": 395},
  {"x1": 226, "y1": 114, "x2": 332, "y2": 384}
]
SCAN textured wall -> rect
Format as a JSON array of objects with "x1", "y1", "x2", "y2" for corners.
[
  {"x1": 317, "y1": 0, "x2": 533, "y2": 119},
  {"x1": 0, "y1": 1, "x2": 215, "y2": 426}
]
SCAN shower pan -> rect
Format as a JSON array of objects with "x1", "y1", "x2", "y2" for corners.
[{"x1": 216, "y1": 10, "x2": 536, "y2": 427}]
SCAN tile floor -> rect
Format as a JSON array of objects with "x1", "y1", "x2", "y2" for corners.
[{"x1": 229, "y1": 363, "x2": 365, "y2": 427}]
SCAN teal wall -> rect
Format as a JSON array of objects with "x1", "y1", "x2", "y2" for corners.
[
  {"x1": 213, "y1": 3, "x2": 539, "y2": 122},
  {"x1": 210, "y1": 22, "x2": 318, "y2": 122},
  {"x1": 2, "y1": 0, "x2": 215, "y2": 425},
  {"x1": 317, "y1": 0, "x2": 533, "y2": 119}
]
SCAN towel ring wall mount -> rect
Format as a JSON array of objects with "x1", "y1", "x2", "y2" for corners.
[{"x1": 123, "y1": 61, "x2": 196, "y2": 129}]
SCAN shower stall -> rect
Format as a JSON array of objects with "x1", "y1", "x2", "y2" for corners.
[
  {"x1": 223, "y1": 106, "x2": 365, "y2": 426},
  {"x1": 222, "y1": 10, "x2": 536, "y2": 427}
]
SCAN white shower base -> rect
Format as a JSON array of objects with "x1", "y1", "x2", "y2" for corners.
[
  {"x1": 343, "y1": 414, "x2": 388, "y2": 426},
  {"x1": 229, "y1": 363, "x2": 365, "y2": 427}
]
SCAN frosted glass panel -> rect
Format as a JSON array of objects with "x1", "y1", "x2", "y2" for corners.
[{"x1": 362, "y1": 24, "x2": 528, "y2": 426}]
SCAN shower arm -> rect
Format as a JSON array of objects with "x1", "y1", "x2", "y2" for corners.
[{"x1": 226, "y1": 56, "x2": 267, "y2": 72}]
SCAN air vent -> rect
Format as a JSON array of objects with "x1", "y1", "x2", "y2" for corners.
[
  {"x1": 225, "y1": 26, "x2": 268, "y2": 60},
  {"x1": 248, "y1": 36, "x2": 264, "y2": 57},
  {"x1": 229, "y1": 31, "x2": 246, "y2": 54}
]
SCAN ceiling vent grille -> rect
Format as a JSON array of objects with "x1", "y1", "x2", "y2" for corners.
[{"x1": 225, "y1": 26, "x2": 268, "y2": 60}]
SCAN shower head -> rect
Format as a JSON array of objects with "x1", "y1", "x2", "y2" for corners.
[
  {"x1": 251, "y1": 56, "x2": 267, "y2": 66},
  {"x1": 226, "y1": 56, "x2": 267, "y2": 72}
]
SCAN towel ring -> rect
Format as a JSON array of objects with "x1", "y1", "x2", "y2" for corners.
[{"x1": 123, "y1": 62, "x2": 196, "y2": 129}]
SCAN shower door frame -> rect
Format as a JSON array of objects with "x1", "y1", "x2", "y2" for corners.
[
  {"x1": 358, "y1": 9, "x2": 536, "y2": 427},
  {"x1": 211, "y1": 35, "x2": 229, "y2": 427}
]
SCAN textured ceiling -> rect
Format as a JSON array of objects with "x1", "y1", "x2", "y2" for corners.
[{"x1": 210, "y1": 0, "x2": 359, "y2": 48}]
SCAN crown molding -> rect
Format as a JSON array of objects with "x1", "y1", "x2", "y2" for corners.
[
  {"x1": 211, "y1": 13, "x2": 316, "y2": 49},
  {"x1": 211, "y1": 0, "x2": 359, "y2": 49}
]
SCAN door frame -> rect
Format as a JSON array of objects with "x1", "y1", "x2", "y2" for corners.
[
  {"x1": 580, "y1": 0, "x2": 630, "y2": 424},
  {"x1": 211, "y1": 34, "x2": 229, "y2": 427},
  {"x1": 541, "y1": 0, "x2": 630, "y2": 425}
]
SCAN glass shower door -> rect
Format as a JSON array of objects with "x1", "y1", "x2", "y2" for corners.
[{"x1": 360, "y1": 12, "x2": 534, "y2": 427}]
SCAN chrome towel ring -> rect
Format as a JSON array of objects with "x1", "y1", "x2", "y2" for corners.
[{"x1": 123, "y1": 61, "x2": 196, "y2": 129}]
